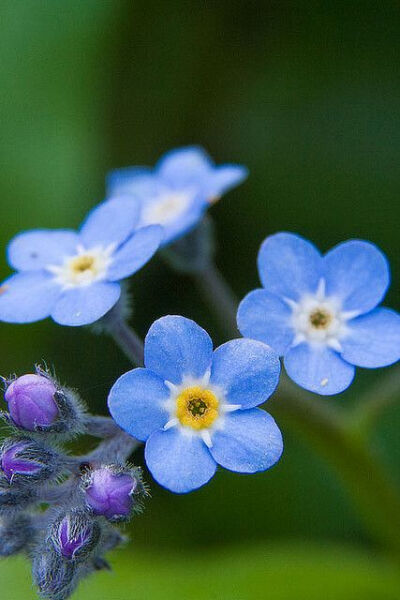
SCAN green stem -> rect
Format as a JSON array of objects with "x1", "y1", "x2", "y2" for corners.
[
  {"x1": 198, "y1": 261, "x2": 400, "y2": 555},
  {"x1": 270, "y1": 376, "x2": 400, "y2": 555},
  {"x1": 99, "y1": 302, "x2": 144, "y2": 366},
  {"x1": 194, "y1": 262, "x2": 239, "y2": 338},
  {"x1": 348, "y1": 365, "x2": 400, "y2": 435},
  {"x1": 107, "y1": 317, "x2": 144, "y2": 366}
]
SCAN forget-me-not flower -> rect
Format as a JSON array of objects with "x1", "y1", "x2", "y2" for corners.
[
  {"x1": 108, "y1": 315, "x2": 282, "y2": 493},
  {"x1": 0, "y1": 198, "x2": 162, "y2": 326},
  {"x1": 237, "y1": 232, "x2": 400, "y2": 395},
  {"x1": 107, "y1": 146, "x2": 248, "y2": 245}
]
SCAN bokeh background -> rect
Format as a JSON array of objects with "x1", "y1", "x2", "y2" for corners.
[{"x1": 0, "y1": 2, "x2": 399, "y2": 599}]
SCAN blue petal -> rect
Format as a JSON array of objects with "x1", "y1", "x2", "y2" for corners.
[
  {"x1": 237, "y1": 289, "x2": 294, "y2": 356},
  {"x1": 144, "y1": 316, "x2": 213, "y2": 384},
  {"x1": 210, "y1": 339, "x2": 280, "y2": 409},
  {"x1": 284, "y1": 343, "x2": 355, "y2": 395},
  {"x1": 323, "y1": 240, "x2": 390, "y2": 314},
  {"x1": 108, "y1": 172, "x2": 159, "y2": 199},
  {"x1": 145, "y1": 428, "x2": 216, "y2": 493},
  {"x1": 209, "y1": 409, "x2": 283, "y2": 473},
  {"x1": 0, "y1": 272, "x2": 60, "y2": 323},
  {"x1": 157, "y1": 146, "x2": 211, "y2": 185},
  {"x1": 258, "y1": 232, "x2": 322, "y2": 301},
  {"x1": 79, "y1": 197, "x2": 141, "y2": 248},
  {"x1": 108, "y1": 368, "x2": 170, "y2": 441},
  {"x1": 7, "y1": 230, "x2": 79, "y2": 271},
  {"x1": 106, "y1": 166, "x2": 152, "y2": 195},
  {"x1": 51, "y1": 281, "x2": 120, "y2": 326},
  {"x1": 107, "y1": 225, "x2": 162, "y2": 281},
  {"x1": 203, "y1": 164, "x2": 248, "y2": 199},
  {"x1": 340, "y1": 308, "x2": 400, "y2": 368}
]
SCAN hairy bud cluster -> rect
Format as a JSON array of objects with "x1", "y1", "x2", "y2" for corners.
[{"x1": 0, "y1": 366, "x2": 145, "y2": 600}]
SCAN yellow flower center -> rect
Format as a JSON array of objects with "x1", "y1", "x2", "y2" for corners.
[
  {"x1": 70, "y1": 255, "x2": 96, "y2": 274},
  {"x1": 309, "y1": 308, "x2": 332, "y2": 330},
  {"x1": 47, "y1": 246, "x2": 114, "y2": 289},
  {"x1": 176, "y1": 386, "x2": 219, "y2": 430}
]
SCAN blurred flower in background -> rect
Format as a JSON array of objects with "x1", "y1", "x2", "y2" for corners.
[
  {"x1": 107, "y1": 146, "x2": 248, "y2": 245},
  {"x1": 0, "y1": 198, "x2": 162, "y2": 326}
]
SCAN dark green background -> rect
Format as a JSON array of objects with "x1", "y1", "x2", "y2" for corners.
[{"x1": 0, "y1": 2, "x2": 399, "y2": 598}]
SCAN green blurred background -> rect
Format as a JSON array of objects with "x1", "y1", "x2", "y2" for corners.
[{"x1": 0, "y1": 2, "x2": 399, "y2": 598}]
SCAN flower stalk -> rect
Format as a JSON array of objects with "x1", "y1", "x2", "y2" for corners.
[
  {"x1": 195, "y1": 261, "x2": 400, "y2": 557},
  {"x1": 194, "y1": 262, "x2": 239, "y2": 338}
]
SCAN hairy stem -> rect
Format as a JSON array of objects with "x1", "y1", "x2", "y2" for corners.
[
  {"x1": 81, "y1": 430, "x2": 140, "y2": 465},
  {"x1": 84, "y1": 415, "x2": 124, "y2": 438}
]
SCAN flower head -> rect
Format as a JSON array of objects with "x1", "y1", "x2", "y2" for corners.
[
  {"x1": 237, "y1": 232, "x2": 400, "y2": 395},
  {"x1": 107, "y1": 146, "x2": 248, "y2": 245},
  {"x1": 4, "y1": 374, "x2": 58, "y2": 430},
  {"x1": 82, "y1": 465, "x2": 142, "y2": 521},
  {"x1": 108, "y1": 315, "x2": 282, "y2": 493},
  {"x1": 0, "y1": 197, "x2": 162, "y2": 326}
]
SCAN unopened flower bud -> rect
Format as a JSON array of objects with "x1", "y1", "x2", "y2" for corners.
[
  {"x1": 33, "y1": 550, "x2": 78, "y2": 600},
  {"x1": 83, "y1": 466, "x2": 142, "y2": 521},
  {"x1": 0, "y1": 513, "x2": 34, "y2": 556},
  {"x1": 0, "y1": 437, "x2": 60, "y2": 485},
  {"x1": 52, "y1": 510, "x2": 100, "y2": 561},
  {"x1": 5, "y1": 374, "x2": 58, "y2": 431}
]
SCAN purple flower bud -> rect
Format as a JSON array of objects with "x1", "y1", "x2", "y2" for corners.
[
  {"x1": 5, "y1": 374, "x2": 58, "y2": 431},
  {"x1": 0, "y1": 437, "x2": 59, "y2": 486},
  {"x1": 58, "y1": 518, "x2": 91, "y2": 559},
  {"x1": 53, "y1": 511, "x2": 99, "y2": 561},
  {"x1": 1, "y1": 440, "x2": 42, "y2": 481},
  {"x1": 84, "y1": 467, "x2": 137, "y2": 521}
]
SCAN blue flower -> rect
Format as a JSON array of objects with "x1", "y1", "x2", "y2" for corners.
[
  {"x1": 107, "y1": 146, "x2": 248, "y2": 245},
  {"x1": 0, "y1": 198, "x2": 162, "y2": 326},
  {"x1": 108, "y1": 315, "x2": 282, "y2": 494},
  {"x1": 237, "y1": 232, "x2": 400, "y2": 396}
]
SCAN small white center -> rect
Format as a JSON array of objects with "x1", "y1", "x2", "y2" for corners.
[
  {"x1": 47, "y1": 244, "x2": 114, "y2": 289},
  {"x1": 140, "y1": 191, "x2": 192, "y2": 227},
  {"x1": 288, "y1": 279, "x2": 357, "y2": 352}
]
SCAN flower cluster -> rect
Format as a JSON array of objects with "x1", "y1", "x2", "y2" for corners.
[
  {"x1": 107, "y1": 146, "x2": 248, "y2": 245},
  {"x1": 0, "y1": 145, "x2": 399, "y2": 600},
  {"x1": 0, "y1": 147, "x2": 246, "y2": 327},
  {"x1": 0, "y1": 368, "x2": 146, "y2": 600}
]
